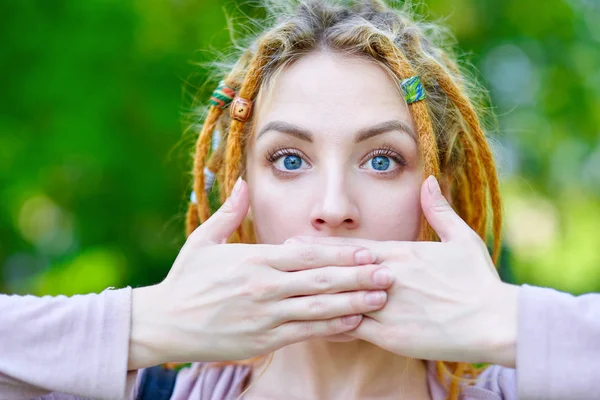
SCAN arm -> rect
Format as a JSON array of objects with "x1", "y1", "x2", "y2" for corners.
[
  {"x1": 0, "y1": 180, "x2": 392, "y2": 400},
  {"x1": 0, "y1": 288, "x2": 137, "y2": 400},
  {"x1": 517, "y1": 284, "x2": 600, "y2": 400}
]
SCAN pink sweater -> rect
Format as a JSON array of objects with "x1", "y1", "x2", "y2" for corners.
[{"x1": 0, "y1": 285, "x2": 598, "y2": 400}]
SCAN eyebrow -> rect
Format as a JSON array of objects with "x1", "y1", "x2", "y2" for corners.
[
  {"x1": 257, "y1": 121, "x2": 314, "y2": 142},
  {"x1": 355, "y1": 120, "x2": 416, "y2": 143},
  {"x1": 256, "y1": 119, "x2": 416, "y2": 143}
]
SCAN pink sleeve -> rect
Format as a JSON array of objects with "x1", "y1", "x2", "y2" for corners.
[
  {"x1": 0, "y1": 287, "x2": 138, "y2": 400},
  {"x1": 517, "y1": 284, "x2": 600, "y2": 399}
]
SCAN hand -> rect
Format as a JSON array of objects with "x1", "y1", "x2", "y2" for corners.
[
  {"x1": 128, "y1": 178, "x2": 395, "y2": 370},
  {"x1": 289, "y1": 176, "x2": 519, "y2": 367}
]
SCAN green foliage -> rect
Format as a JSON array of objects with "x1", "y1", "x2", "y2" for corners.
[{"x1": 0, "y1": 0, "x2": 598, "y2": 295}]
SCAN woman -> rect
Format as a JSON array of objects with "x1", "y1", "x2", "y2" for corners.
[
  {"x1": 133, "y1": 0, "x2": 512, "y2": 398},
  {"x1": 5, "y1": 1, "x2": 597, "y2": 399}
]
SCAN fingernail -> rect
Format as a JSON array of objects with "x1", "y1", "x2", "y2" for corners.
[
  {"x1": 427, "y1": 175, "x2": 440, "y2": 195},
  {"x1": 373, "y1": 268, "x2": 394, "y2": 287},
  {"x1": 225, "y1": 178, "x2": 242, "y2": 207},
  {"x1": 365, "y1": 291, "x2": 386, "y2": 306},
  {"x1": 354, "y1": 249, "x2": 376, "y2": 265},
  {"x1": 342, "y1": 315, "x2": 361, "y2": 325},
  {"x1": 232, "y1": 177, "x2": 243, "y2": 196}
]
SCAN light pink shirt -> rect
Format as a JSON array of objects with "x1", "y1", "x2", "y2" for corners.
[
  {"x1": 0, "y1": 288, "x2": 137, "y2": 400},
  {"x1": 0, "y1": 285, "x2": 599, "y2": 399}
]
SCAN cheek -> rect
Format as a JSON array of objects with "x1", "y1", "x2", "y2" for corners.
[
  {"x1": 358, "y1": 178, "x2": 422, "y2": 241},
  {"x1": 248, "y1": 174, "x2": 313, "y2": 244}
]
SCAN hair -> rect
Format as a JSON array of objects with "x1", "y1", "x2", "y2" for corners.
[{"x1": 182, "y1": 0, "x2": 503, "y2": 398}]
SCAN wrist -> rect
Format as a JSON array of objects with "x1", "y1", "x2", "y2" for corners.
[
  {"x1": 128, "y1": 284, "x2": 170, "y2": 370},
  {"x1": 479, "y1": 282, "x2": 519, "y2": 368}
]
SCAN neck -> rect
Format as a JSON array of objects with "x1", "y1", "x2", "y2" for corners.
[{"x1": 246, "y1": 339, "x2": 431, "y2": 399}]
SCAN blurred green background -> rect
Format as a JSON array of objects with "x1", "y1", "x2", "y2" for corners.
[{"x1": 1, "y1": 0, "x2": 599, "y2": 296}]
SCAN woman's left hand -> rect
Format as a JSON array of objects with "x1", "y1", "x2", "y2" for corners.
[{"x1": 288, "y1": 176, "x2": 519, "y2": 368}]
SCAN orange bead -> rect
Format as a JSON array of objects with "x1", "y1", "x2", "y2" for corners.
[{"x1": 230, "y1": 97, "x2": 252, "y2": 122}]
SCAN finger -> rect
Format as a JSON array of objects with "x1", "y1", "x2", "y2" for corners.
[
  {"x1": 268, "y1": 243, "x2": 376, "y2": 272},
  {"x1": 285, "y1": 236, "x2": 373, "y2": 247},
  {"x1": 273, "y1": 314, "x2": 363, "y2": 347},
  {"x1": 421, "y1": 176, "x2": 473, "y2": 242},
  {"x1": 275, "y1": 291, "x2": 387, "y2": 323},
  {"x1": 345, "y1": 315, "x2": 385, "y2": 345},
  {"x1": 188, "y1": 178, "x2": 250, "y2": 245},
  {"x1": 281, "y1": 265, "x2": 394, "y2": 297},
  {"x1": 285, "y1": 236, "x2": 416, "y2": 262}
]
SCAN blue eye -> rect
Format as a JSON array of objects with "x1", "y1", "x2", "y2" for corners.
[
  {"x1": 268, "y1": 149, "x2": 310, "y2": 173},
  {"x1": 371, "y1": 156, "x2": 391, "y2": 171},
  {"x1": 283, "y1": 155, "x2": 303, "y2": 170}
]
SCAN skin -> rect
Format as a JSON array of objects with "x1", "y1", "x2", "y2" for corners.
[
  {"x1": 294, "y1": 178, "x2": 518, "y2": 369},
  {"x1": 244, "y1": 51, "x2": 432, "y2": 399},
  {"x1": 129, "y1": 48, "x2": 518, "y2": 398},
  {"x1": 128, "y1": 181, "x2": 398, "y2": 370}
]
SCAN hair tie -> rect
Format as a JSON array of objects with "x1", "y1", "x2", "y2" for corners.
[
  {"x1": 209, "y1": 81, "x2": 236, "y2": 109},
  {"x1": 401, "y1": 76, "x2": 426, "y2": 104},
  {"x1": 230, "y1": 97, "x2": 253, "y2": 122}
]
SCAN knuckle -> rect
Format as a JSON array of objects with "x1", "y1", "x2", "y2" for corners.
[
  {"x1": 252, "y1": 331, "x2": 272, "y2": 351},
  {"x1": 248, "y1": 281, "x2": 279, "y2": 301},
  {"x1": 258, "y1": 245, "x2": 276, "y2": 266},
  {"x1": 338, "y1": 237, "x2": 354, "y2": 246},
  {"x1": 299, "y1": 321, "x2": 315, "y2": 339},
  {"x1": 240, "y1": 309, "x2": 264, "y2": 329},
  {"x1": 230, "y1": 275, "x2": 253, "y2": 298},
  {"x1": 300, "y1": 246, "x2": 318, "y2": 268},
  {"x1": 313, "y1": 271, "x2": 333, "y2": 293},
  {"x1": 308, "y1": 298, "x2": 326, "y2": 317},
  {"x1": 245, "y1": 251, "x2": 264, "y2": 266},
  {"x1": 326, "y1": 317, "x2": 343, "y2": 335},
  {"x1": 238, "y1": 284, "x2": 254, "y2": 299}
]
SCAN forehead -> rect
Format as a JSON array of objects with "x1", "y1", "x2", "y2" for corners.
[{"x1": 254, "y1": 51, "x2": 415, "y2": 137}]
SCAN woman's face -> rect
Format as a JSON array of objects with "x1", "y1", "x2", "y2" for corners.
[{"x1": 246, "y1": 51, "x2": 423, "y2": 245}]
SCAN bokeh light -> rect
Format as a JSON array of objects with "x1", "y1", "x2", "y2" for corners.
[{"x1": 1, "y1": 0, "x2": 598, "y2": 295}]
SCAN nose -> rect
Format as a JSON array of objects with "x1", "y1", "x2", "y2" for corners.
[{"x1": 310, "y1": 174, "x2": 359, "y2": 232}]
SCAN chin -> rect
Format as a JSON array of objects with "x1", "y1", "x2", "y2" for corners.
[{"x1": 325, "y1": 333, "x2": 358, "y2": 342}]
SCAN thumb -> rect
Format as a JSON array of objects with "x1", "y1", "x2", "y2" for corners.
[
  {"x1": 345, "y1": 317, "x2": 383, "y2": 347},
  {"x1": 189, "y1": 178, "x2": 250, "y2": 244},
  {"x1": 421, "y1": 175, "x2": 471, "y2": 242}
]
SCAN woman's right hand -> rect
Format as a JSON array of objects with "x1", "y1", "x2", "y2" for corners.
[{"x1": 128, "y1": 179, "x2": 394, "y2": 370}]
